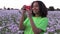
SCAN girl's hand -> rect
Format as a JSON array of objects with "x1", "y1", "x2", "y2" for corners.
[
  {"x1": 26, "y1": 9, "x2": 32, "y2": 18},
  {"x1": 21, "y1": 5, "x2": 26, "y2": 15}
]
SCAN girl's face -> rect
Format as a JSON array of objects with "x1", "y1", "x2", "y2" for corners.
[{"x1": 32, "y1": 2, "x2": 40, "y2": 14}]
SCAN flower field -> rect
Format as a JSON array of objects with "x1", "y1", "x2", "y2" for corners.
[{"x1": 0, "y1": 10, "x2": 60, "y2": 34}]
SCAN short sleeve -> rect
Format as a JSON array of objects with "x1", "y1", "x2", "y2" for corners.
[{"x1": 36, "y1": 18, "x2": 48, "y2": 31}]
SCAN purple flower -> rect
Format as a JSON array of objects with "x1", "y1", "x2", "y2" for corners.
[
  {"x1": 16, "y1": 30, "x2": 24, "y2": 34},
  {"x1": 5, "y1": 32, "x2": 11, "y2": 34},
  {"x1": 47, "y1": 27, "x2": 55, "y2": 32},
  {"x1": 56, "y1": 24, "x2": 60, "y2": 30},
  {"x1": 8, "y1": 24, "x2": 19, "y2": 32}
]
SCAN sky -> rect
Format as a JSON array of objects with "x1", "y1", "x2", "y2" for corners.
[{"x1": 0, "y1": 0, "x2": 60, "y2": 9}]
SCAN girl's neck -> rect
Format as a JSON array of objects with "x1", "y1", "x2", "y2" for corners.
[{"x1": 35, "y1": 14, "x2": 40, "y2": 17}]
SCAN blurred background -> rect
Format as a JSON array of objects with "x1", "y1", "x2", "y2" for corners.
[
  {"x1": 0, "y1": 0, "x2": 60, "y2": 34},
  {"x1": 0, "y1": 0, "x2": 60, "y2": 9}
]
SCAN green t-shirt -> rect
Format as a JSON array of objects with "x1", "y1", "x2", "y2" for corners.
[{"x1": 23, "y1": 17, "x2": 48, "y2": 34}]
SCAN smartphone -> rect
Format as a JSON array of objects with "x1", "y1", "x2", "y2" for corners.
[{"x1": 25, "y1": 6, "x2": 31, "y2": 10}]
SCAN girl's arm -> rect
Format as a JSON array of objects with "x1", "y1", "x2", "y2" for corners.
[
  {"x1": 19, "y1": 13, "x2": 25, "y2": 30},
  {"x1": 19, "y1": 6, "x2": 26, "y2": 30}
]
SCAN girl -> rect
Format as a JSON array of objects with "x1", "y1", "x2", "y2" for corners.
[{"x1": 20, "y1": 1, "x2": 48, "y2": 34}]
